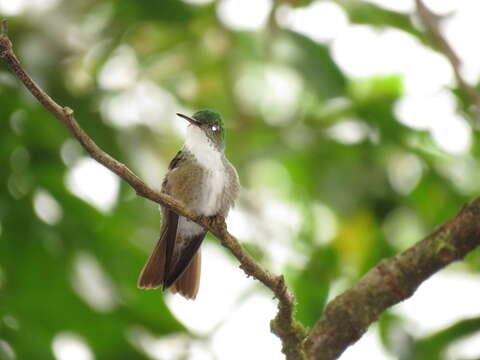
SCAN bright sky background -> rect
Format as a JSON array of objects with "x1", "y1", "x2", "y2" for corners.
[{"x1": 2, "y1": 0, "x2": 480, "y2": 359}]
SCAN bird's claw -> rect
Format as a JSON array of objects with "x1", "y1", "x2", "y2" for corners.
[
  {"x1": 195, "y1": 215, "x2": 219, "y2": 227},
  {"x1": 195, "y1": 215, "x2": 206, "y2": 223}
]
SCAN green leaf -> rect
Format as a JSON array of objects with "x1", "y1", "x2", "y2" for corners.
[
  {"x1": 293, "y1": 246, "x2": 337, "y2": 327},
  {"x1": 339, "y1": 1, "x2": 422, "y2": 39},
  {"x1": 411, "y1": 317, "x2": 480, "y2": 360}
]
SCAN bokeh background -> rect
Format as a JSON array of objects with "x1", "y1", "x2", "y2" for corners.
[{"x1": 1, "y1": 0, "x2": 480, "y2": 359}]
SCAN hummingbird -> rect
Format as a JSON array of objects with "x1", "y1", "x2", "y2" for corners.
[{"x1": 138, "y1": 110, "x2": 240, "y2": 300}]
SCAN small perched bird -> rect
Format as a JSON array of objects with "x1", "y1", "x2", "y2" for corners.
[{"x1": 138, "y1": 110, "x2": 239, "y2": 299}]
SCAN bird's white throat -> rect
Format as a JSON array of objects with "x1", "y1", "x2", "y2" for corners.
[
  {"x1": 185, "y1": 125, "x2": 223, "y2": 168},
  {"x1": 184, "y1": 125, "x2": 225, "y2": 216}
]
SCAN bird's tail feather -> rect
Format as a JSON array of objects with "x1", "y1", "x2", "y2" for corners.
[
  {"x1": 137, "y1": 236, "x2": 167, "y2": 289},
  {"x1": 137, "y1": 233, "x2": 204, "y2": 300},
  {"x1": 170, "y1": 251, "x2": 201, "y2": 300}
]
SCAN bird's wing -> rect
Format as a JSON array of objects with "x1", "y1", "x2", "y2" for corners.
[
  {"x1": 162, "y1": 209, "x2": 179, "y2": 289},
  {"x1": 138, "y1": 151, "x2": 185, "y2": 289}
]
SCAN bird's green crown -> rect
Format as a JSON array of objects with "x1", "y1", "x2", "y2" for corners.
[{"x1": 192, "y1": 109, "x2": 225, "y2": 135}]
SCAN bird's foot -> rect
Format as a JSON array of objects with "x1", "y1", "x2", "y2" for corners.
[
  {"x1": 195, "y1": 214, "x2": 210, "y2": 226},
  {"x1": 195, "y1": 214, "x2": 222, "y2": 228}
]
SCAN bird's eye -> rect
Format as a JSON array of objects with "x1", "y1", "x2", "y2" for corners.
[{"x1": 211, "y1": 125, "x2": 218, "y2": 132}]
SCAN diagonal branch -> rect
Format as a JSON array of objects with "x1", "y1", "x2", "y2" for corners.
[
  {"x1": 0, "y1": 22, "x2": 306, "y2": 360},
  {"x1": 415, "y1": 0, "x2": 480, "y2": 123},
  {"x1": 303, "y1": 199, "x2": 480, "y2": 359}
]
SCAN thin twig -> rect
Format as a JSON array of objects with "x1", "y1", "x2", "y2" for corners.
[
  {"x1": 0, "y1": 23, "x2": 306, "y2": 360},
  {"x1": 415, "y1": 0, "x2": 480, "y2": 123}
]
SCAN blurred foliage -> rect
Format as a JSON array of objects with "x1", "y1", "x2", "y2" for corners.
[
  {"x1": 1, "y1": 0, "x2": 480, "y2": 359},
  {"x1": 336, "y1": 0, "x2": 422, "y2": 38}
]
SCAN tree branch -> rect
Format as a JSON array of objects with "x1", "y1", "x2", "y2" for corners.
[
  {"x1": 415, "y1": 0, "x2": 480, "y2": 123},
  {"x1": 304, "y1": 199, "x2": 480, "y2": 359},
  {"x1": 0, "y1": 22, "x2": 305, "y2": 360}
]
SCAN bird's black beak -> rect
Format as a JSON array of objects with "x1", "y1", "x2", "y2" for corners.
[{"x1": 176, "y1": 113, "x2": 200, "y2": 127}]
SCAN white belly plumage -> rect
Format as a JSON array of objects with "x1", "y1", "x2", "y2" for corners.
[
  {"x1": 178, "y1": 125, "x2": 226, "y2": 237},
  {"x1": 178, "y1": 168, "x2": 226, "y2": 237}
]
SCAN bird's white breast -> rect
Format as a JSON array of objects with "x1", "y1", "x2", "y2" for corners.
[{"x1": 184, "y1": 125, "x2": 226, "y2": 216}]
